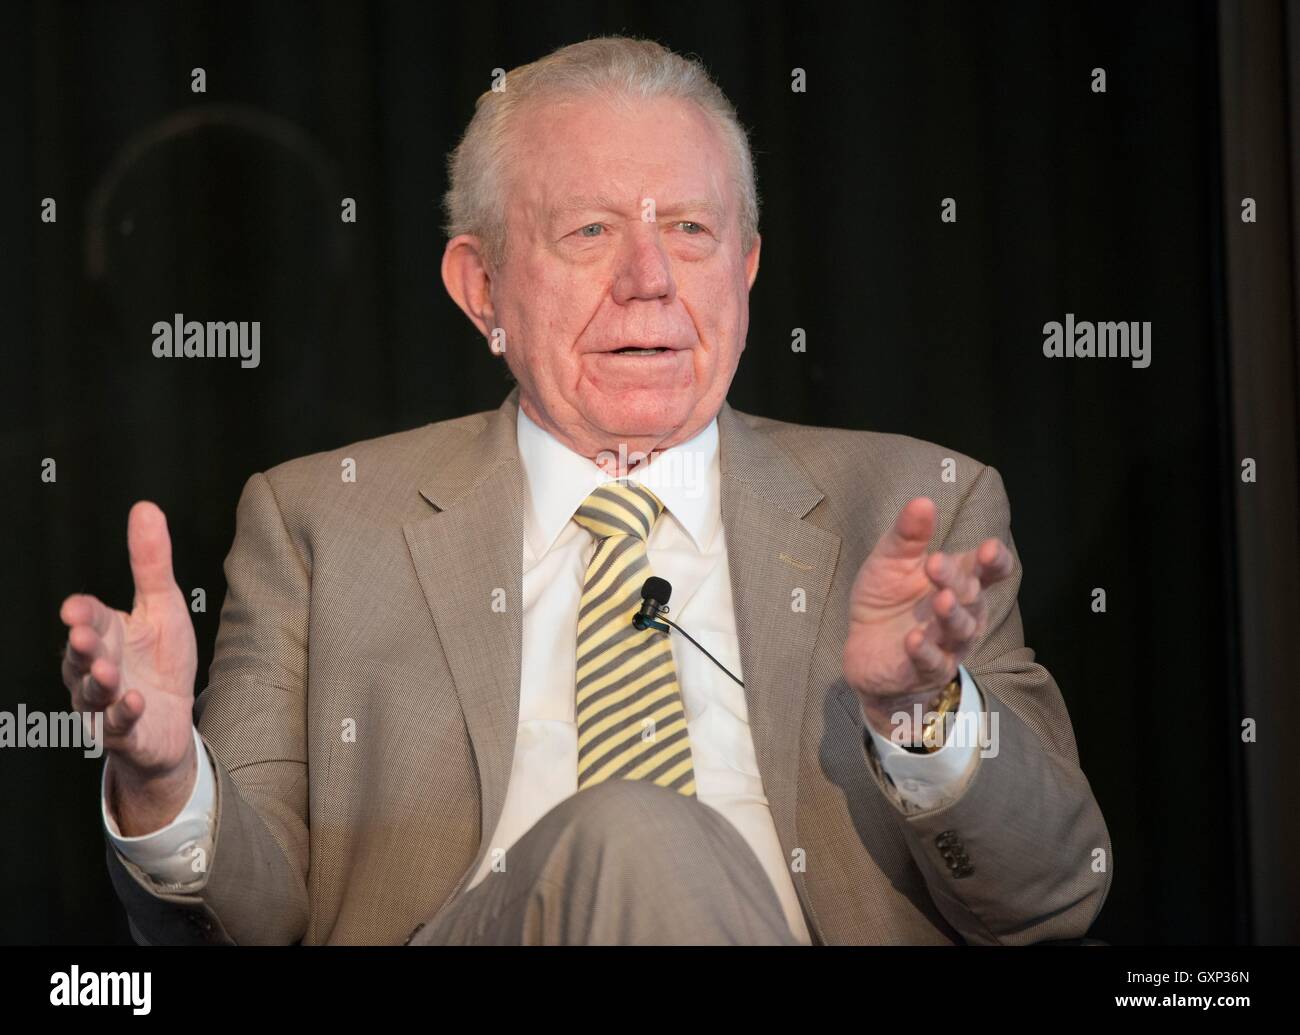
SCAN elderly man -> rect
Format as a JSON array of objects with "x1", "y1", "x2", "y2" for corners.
[{"x1": 60, "y1": 37, "x2": 1111, "y2": 945}]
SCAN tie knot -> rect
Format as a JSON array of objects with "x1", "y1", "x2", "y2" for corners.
[{"x1": 572, "y1": 480, "x2": 665, "y2": 542}]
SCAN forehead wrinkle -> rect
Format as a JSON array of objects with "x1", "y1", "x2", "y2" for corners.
[
  {"x1": 548, "y1": 192, "x2": 633, "y2": 220},
  {"x1": 549, "y1": 193, "x2": 726, "y2": 222},
  {"x1": 653, "y1": 198, "x2": 725, "y2": 219}
]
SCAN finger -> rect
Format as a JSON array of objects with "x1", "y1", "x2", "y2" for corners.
[
  {"x1": 925, "y1": 552, "x2": 981, "y2": 604},
  {"x1": 905, "y1": 625, "x2": 954, "y2": 685},
  {"x1": 81, "y1": 657, "x2": 122, "y2": 710},
  {"x1": 103, "y1": 688, "x2": 145, "y2": 737},
  {"x1": 59, "y1": 593, "x2": 115, "y2": 637},
  {"x1": 874, "y1": 498, "x2": 937, "y2": 563},
  {"x1": 66, "y1": 623, "x2": 108, "y2": 665},
  {"x1": 61, "y1": 626, "x2": 107, "y2": 693},
  {"x1": 62, "y1": 630, "x2": 96, "y2": 681},
  {"x1": 127, "y1": 501, "x2": 179, "y2": 602},
  {"x1": 62, "y1": 611, "x2": 116, "y2": 682},
  {"x1": 924, "y1": 551, "x2": 952, "y2": 585},
  {"x1": 932, "y1": 589, "x2": 978, "y2": 650},
  {"x1": 973, "y1": 538, "x2": 1014, "y2": 587}
]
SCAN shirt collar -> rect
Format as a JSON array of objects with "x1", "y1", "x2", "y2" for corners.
[{"x1": 516, "y1": 405, "x2": 720, "y2": 558}]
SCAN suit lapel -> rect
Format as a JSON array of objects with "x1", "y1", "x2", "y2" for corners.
[
  {"x1": 717, "y1": 402, "x2": 841, "y2": 938},
  {"x1": 403, "y1": 390, "x2": 524, "y2": 892}
]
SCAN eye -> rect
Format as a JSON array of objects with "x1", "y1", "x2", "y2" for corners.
[
  {"x1": 575, "y1": 223, "x2": 605, "y2": 238},
  {"x1": 676, "y1": 221, "x2": 707, "y2": 235}
]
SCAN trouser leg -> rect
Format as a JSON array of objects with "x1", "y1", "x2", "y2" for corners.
[{"x1": 414, "y1": 780, "x2": 800, "y2": 945}]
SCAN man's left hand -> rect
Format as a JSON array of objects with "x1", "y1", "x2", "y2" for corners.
[{"x1": 842, "y1": 497, "x2": 1014, "y2": 740}]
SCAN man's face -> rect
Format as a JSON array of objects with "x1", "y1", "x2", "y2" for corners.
[{"x1": 445, "y1": 93, "x2": 760, "y2": 460}]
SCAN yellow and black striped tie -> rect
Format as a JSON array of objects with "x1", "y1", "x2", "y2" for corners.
[{"x1": 571, "y1": 480, "x2": 696, "y2": 797}]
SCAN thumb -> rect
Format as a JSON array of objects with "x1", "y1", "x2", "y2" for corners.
[
  {"x1": 127, "y1": 501, "x2": 179, "y2": 601},
  {"x1": 872, "y1": 497, "x2": 936, "y2": 562}
]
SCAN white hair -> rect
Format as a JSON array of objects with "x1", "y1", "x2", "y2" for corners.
[{"x1": 442, "y1": 36, "x2": 760, "y2": 269}]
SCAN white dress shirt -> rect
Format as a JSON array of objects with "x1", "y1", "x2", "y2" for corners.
[{"x1": 103, "y1": 407, "x2": 985, "y2": 944}]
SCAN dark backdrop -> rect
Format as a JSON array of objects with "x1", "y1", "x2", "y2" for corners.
[{"x1": 3, "y1": 0, "x2": 1297, "y2": 945}]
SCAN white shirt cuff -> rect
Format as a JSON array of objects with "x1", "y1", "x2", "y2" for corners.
[
  {"x1": 102, "y1": 725, "x2": 216, "y2": 886},
  {"x1": 862, "y1": 665, "x2": 983, "y2": 811}
]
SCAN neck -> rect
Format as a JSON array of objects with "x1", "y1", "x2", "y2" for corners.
[{"x1": 518, "y1": 396, "x2": 709, "y2": 478}]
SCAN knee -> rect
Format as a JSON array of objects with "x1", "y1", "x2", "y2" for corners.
[
  {"x1": 564, "y1": 777, "x2": 700, "y2": 822},
  {"x1": 550, "y1": 779, "x2": 713, "y2": 860},
  {"x1": 535, "y1": 780, "x2": 794, "y2": 944}
]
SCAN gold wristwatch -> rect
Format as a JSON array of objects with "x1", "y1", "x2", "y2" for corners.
[{"x1": 901, "y1": 673, "x2": 963, "y2": 754}]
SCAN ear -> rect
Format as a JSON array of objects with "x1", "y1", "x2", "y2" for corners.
[
  {"x1": 744, "y1": 232, "x2": 761, "y2": 291},
  {"x1": 441, "y1": 234, "x2": 497, "y2": 339}
]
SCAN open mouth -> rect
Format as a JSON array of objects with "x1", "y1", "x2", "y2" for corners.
[{"x1": 609, "y1": 346, "x2": 672, "y2": 356}]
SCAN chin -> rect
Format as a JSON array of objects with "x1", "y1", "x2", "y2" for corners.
[{"x1": 586, "y1": 391, "x2": 696, "y2": 445}]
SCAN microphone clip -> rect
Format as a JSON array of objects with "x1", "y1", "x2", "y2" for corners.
[{"x1": 632, "y1": 601, "x2": 670, "y2": 633}]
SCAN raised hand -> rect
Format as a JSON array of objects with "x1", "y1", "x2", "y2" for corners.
[
  {"x1": 59, "y1": 501, "x2": 199, "y2": 834},
  {"x1": 842, "y1": 497, "x2": 1013, "y2": 740}
]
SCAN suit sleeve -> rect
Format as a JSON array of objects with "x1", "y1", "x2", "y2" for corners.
[
  {"x1": 104, "y1": 471, "x2": 312, "y2": 945},
  {"x1": 860, "y1": 463, "x2": 1113, "y2": 945}
]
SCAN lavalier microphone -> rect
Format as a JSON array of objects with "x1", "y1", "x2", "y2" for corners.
[{"x1": 632, "y1": 577, "x2": 744, "y2": 688}]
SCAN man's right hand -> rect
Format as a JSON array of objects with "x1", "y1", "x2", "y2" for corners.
[{"x1": 60, "y1": 501, "x2": 200, "y2": 837}]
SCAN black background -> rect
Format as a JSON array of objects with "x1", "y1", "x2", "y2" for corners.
[{"x1": 0, "y1": 0, "x2": 1279, "y2": 945}]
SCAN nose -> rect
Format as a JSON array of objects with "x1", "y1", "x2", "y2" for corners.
[{"x1": 611, "y1": 224, "x2": 676, "y2": 305}]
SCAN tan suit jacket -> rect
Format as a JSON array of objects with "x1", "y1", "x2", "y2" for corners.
[{"x1": 106, "y1": 388, "x2": 1112, "y2": 944}]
